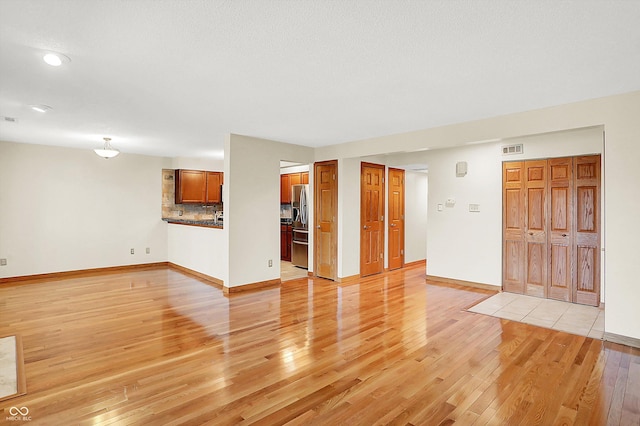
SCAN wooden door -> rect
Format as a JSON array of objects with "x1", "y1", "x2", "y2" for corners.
[
  {"x1": 524, "y1": 160, "x2": 548, "y2": 298},
  {"x1": 548, "y1": 158, "x2": 573, "y2": 301},
  {"x1": 503, "y1": 162, "x2": 525, "y2": 294},
  {"x1": 573, "y1": 155, "x2": 601, "y2": 306},
  {"x1": 314, "y1": 160, "x2": 337, "y2": 280},
  {"x1": 388, "y1": 168, "x2": 405, "y2": 270},
  {"x1": 360, "y1": 163, "x2": 385, "y2": 277}
]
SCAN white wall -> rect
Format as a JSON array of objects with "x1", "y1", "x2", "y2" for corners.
[
  {"x1": 225, "y1": 134, "x2": 313, "y2": 287},
  {"x1": 601, "y1": 97, "x2": 640, "y2": 341},
  {"x1": 280, "y1": 164, "x2": 309, "y2": 174},
  {"x1": 500, "y1": 126, "x2": 603, "y2": 160},
  {"x1": 422, "y1": 143, "x2": 503, "y2": 285},
  {"x1": 167, "y1": 224, "x2": 227, "y2": 283},
  {"x1": 404, "y1": 171, "x2": 428, "y2": 264},
  {"x1": 172, "y1": 156, "x2": 224, "y2": 171},
  {"x1": 0, "y1": 141, "x2": 170, "y2": 278},
  {"x1": 337, "y1": 157, "x2": 361, "y2": 278},
  {"x1": 166, "y1": 155, "x2": 227, "y2": 281}
]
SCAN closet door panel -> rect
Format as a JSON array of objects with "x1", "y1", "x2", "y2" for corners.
[
  {"x1": 574, "y1": 155, "x2": 601, "y2": 306},
  {"x1": 524, "y1": 160, "x2": 547, "y2": 298},
  {"x1": 548, "y1": 158, "x2": 573, "y2": 302},
  {"x1": 503, "y1": 162, "x2": 525, "y2": 294}
]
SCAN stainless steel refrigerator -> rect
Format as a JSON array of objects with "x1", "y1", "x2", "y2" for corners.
[{"x1": 291, "y1": 184, "x2": 309, "y2": 268}]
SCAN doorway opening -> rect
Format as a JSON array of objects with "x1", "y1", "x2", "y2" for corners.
[{"x1": 280, "y1": 161, "x2": 310, "y2": 282}]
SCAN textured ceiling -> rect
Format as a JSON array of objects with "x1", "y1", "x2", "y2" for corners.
[{"x1": 1, "y1": 0, "x2": 639, "y2": 158}]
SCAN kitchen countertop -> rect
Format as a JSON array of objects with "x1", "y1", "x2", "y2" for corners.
[{"x1": 162, "y1": 218, "x2": 223, "y2": 229}]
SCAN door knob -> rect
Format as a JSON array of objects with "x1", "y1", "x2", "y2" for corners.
[
  {"x1": 317, "y1": 225, "x2": 321, "y2": 229},
  {"x1": 562, "y1": 233, "x2": 567, "y2": 237},
  {"x1": 390, "y1": 223, "x2": 396, "y2": 227},
  {"x1": 363, "y1": 225, "x2": 369, "y2": 229}
]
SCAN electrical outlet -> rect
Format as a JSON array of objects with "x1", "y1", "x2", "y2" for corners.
[
  {"x1": 268, "y1": 259, "x2": 273, "y2": 267},
  {"x1": 0, "y1": 258, "x2": 7, "y2": 266},
  {"x1": 146, "y1": 247, "x2": 150, "y2": 254},
  {"x1": 130, "y1": 248, "x2": 135, "y2": 255}
]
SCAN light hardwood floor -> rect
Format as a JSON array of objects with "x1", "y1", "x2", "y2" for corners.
[{"x1": 0, "y1": 264, "x2": 638, "y2": 425}]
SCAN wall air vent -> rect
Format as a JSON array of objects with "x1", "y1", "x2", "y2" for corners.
[{"x1": 501, "y1": 144, "x2": 523, "y2": 155}]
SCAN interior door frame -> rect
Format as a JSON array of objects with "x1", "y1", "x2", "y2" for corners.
[{"x1": 313, "y1": 160, "x2": 338, "y2": 281}]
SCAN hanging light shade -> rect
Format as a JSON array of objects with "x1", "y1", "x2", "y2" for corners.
[{"x1": 94, "y1": 137, "x2": 120, "y2": 159}]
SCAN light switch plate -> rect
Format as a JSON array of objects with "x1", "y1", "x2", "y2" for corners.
[
  {"x1": 437, "y1": 204, "x2": 444, "y2": 212},
  {"x1": 0, "y1": 258, "x2": 6, "y2": 266}
]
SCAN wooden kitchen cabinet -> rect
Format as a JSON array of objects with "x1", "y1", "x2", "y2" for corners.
[
  {"x1": 280, "y1": 172, "x2": 309, "y2": 204},
  {"x1": 175, "y1": 169, "x2": 206, "y2": 203},
  {"x1": 280, "y1": 174, "x2": 291, "y2": 204},
  {"x1": 206, "y1": 171, "x2": 223, "y2": 204},
  {"x1": 281, "y1": 224, "x2": 292, "y2": 261},
  {"x1": 290, "y1": 173, "x2": 302, "y2": 186},
  {"x1": 175, "y1": 169, "x2": 223, "y2": 205}
]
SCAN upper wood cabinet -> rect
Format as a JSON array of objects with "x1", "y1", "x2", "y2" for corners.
[
  {"x1": 175, "y1": 169, "x2": 223, "y2": 205},
  {"x1": 175, "y1": 169, "x2": 206, "y2": 204},
  {"x1": 280, "y1": 172, "x2": 309, "y2": 204},
  {"x1": 206, "y1": 171, "x2": 223, "y2": 204},
  {"x1": 280, "y1": 174, "x2": 292, "y2": 204},
  {"x1": 290, "y1": 173, "x2": 302, "y2": 186}
]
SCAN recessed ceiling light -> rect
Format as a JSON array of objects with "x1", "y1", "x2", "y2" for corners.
[
  {"x1": 43, "y1": 52, "x2": 70, "y2": 67},
  {"x1": 29, "y1": 104, "x2": 52, "y2": 113}
]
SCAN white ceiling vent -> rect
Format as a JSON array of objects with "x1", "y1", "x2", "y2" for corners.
[
  {"x1": 2, "y1": 116, "x2": 18, "y2": 123},
  {"x1": 501, "y1": 144, "x2": 523, "y2": 155}
]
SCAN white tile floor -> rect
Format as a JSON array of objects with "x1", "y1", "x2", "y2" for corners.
[
  {"x1": 280, "y1": 260, "x2": 309, "y2": 282},
  {"x1": 0, "y1": 335, "x2": 18, "y2": 399},
  {"x1": 468, "y1": 292, "x2": 604, "y2": 339}
]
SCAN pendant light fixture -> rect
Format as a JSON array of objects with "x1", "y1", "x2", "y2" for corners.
[{"x1": 94, "y1": 137, "x2": 120, "y2": 159}]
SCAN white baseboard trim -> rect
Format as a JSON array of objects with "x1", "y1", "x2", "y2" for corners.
[{"x1": 604, "y1": 332, "x2": 640, "y2": 349}]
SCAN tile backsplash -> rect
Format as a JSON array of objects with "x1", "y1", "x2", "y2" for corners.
[{"x1": 162, "y1": 169, "x2": 222, "y2": 221}]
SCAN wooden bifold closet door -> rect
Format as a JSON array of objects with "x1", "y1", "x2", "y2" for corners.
[{"x1": 502, "y1": 155, "x2": 601, "y2": 306}]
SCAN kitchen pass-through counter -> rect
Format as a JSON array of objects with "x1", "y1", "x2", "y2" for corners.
[{"x1": 162, "y1": 218, "x2": 223, "y2": 229}]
